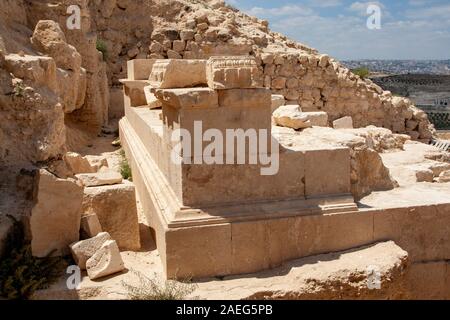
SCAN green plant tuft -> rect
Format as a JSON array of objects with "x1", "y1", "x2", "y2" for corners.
[
  {"x1": 13, "y1": 81, "x2": 25, "y2": 97},
  {"x1": 119, "y1": 149, "x2": 132, "y2": 181},
  {"x1": 351, "y1": 67, "x2": 370, "y2": 79},
  {"x1": 122, "y1": 270, "x2": 197, "y2": 300},
  {"x1": 0, "y1": 216, "x2": 68, "y2": 300},
  {"x1": 96, "y1": 39, "x2": 108, "y2": 61}
]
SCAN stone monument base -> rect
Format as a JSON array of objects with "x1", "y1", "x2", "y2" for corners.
[{"x1": 120, "y1": 107, "x2": 360, "y2": 279}]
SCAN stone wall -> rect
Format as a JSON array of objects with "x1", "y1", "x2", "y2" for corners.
[
  {"x1": 0, "y1": 0, "x2": 436, "y2": 165},
  {"x1": 87, "y1": 0, "x2": 433, "y2": 140}
]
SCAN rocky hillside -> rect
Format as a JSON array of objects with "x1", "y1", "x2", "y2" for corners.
[{"x1": 0, "y1": 0, "x2": 435, "y2": 167}]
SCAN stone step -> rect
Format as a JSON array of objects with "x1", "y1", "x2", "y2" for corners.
[{"x1": 192, "y1": 241, "x2": 409, "y2": 300}]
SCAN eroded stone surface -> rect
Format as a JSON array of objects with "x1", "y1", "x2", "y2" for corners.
[
  {"x1": 333, "y1": 116, "x2": 354, "y2": 129},
  {"x1": 86, "y1": 240, "x2": 125, "y2": 280},
  {"x1": 80, "y1": 213, "x2": 103, "y2": 239},
  {"x1": 70, "y1": 232, "x2": 112, "y2": 270},
  {"x1": 81, "y1": 182, "x2": 140, "y2": 251},
  {"x1": 273, "y1": 105, "x2": 310, "y2": 129},
  {"x1": 192, "y1": 241, "x2": 409, "y2": 300},
  {"x1": 149, "y1": 59, "x2": 207, "y2": 89},
  {"x1": 154, "y1": 88, "x2": 218, "y2": 109},
  {"x1": 206, "y1": 56, "x2": 262, "y2": 89},
  {"x1": 76, "y1": 171, "x2": 123, "y2": 187},
  {"x1": 30, "y1": 169, "x2": 83, "y2": 257}
]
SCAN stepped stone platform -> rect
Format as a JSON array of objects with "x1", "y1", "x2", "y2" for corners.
[
  {"x1": 119, "y1": 57, "x2": 360, "y2": 278},
  {"x1": 118, "y1": 58, "x2": 450, "y2": 280},
  {"x1": 31, "y1": 180, "x2": 450, "y2": 299}
]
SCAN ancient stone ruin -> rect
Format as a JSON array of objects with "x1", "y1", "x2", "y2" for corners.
[
  {"x1": 0, "y1": 0, "x2": 450, "y2": 300},
  {"x1": 118, "y1": 55, "x2": 450, "y2": 289}
]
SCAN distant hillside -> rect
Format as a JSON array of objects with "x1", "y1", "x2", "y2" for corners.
[{"x1": 343, "y1": 60, "x2": 450, "y2": 76}]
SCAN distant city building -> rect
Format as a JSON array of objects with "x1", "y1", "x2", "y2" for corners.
[
  {"x1": 343, "y1": 60, "x2": 450, "y2": 76},
  {"x1": 371, "y1": 74, "x2": 450, "y2": 130}
]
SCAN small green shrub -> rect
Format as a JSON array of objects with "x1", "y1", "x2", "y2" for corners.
[
  {"x1": 13, "y1": 81, "x2": 25, "y2": 97},
  {"x1": 119, "y1": 149, "x2": 132, "y2": 181},
  {"x1": 122, "y1": 270, "x2": 197, "y2": 300},
  {"x1": 96, "y1": 39, "x2": 108, "y2": 61},
  {"x1": 0, "y1": 216, "x2": 67, "y2": 300},
  {"x1": 352, "y1": 67, "x2": 370, "y2": 79}
]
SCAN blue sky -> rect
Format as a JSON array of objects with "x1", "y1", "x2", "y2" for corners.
[{"x1": 226, "y1": 0, "x2": 450, "y2": 60}]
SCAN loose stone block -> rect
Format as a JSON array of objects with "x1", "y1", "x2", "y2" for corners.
[
  {"x1": 127, "y1": 59, "x2": 156, "y2": 80},
  {"x1": 121, "y1": 79, "x2": 150, "y2": 107},
  {"x1": 30, "y1": 170, "x2": 83, "y2": 257},
  {"x1": 218, "y1": 88, "x2": 271, "y2": 108},
  {"x1": 333, "y1": 116, "x2": 354, "y2": 129},
  {"x1": 80, "y1": 213, "x2": 102, "y2": 239},
  {"x1": 82, "y1": 181, "x2": 140, "y2": 251},
  {"x1": 304, "y1": 112, "x2": 329, "y2": 127},
  {"x1": 149, "y1": 59, "x2": 207, "y2": 89},
  {"x1": 155, "y1": 88, "x2": 218, "y2": 109},
  {"x1": 206, "y1": 56, "x2": 262, "y2": 89},
  {"x1": 437, "y1": 170, "x2": 450, "y2": 183},
  {"x1": 69, "y1": 232, "x2": 112, "y2": 269},
  {"x1": 273, "y1": 105, "x2": 311, "y2": 130},
  {"x1": 76, "y1": 170, "x2": 123, "y2": 187},
  {"x1": 86, "y1": 240, "x2": 125, "y2": 280},
  {"x1": 63, "y1": 152, "x2": 96, "y2": 174}
]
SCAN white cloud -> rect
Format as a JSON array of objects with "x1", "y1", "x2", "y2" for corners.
[
  {"x1": 406, "y1": 4, "x2": 450, "y2": 19},
  {"x1": 246, "y1": 5, "x2": 314, "y2": 17},
  {"x1": 270, "y1": 7, "x2": 450, "y2": 60},
  {"x1": 309, "y1": 0, "x2": 343, "y2": 8},
  {"x1": 225, "y1": 0, "x2": 238, "y2": 6},
  {"x1": 349, "y1": 1, "x2": 385, "y2": 16},
  {"x1": 237, "y1": 1, "x2": 450, "y2": 60}
]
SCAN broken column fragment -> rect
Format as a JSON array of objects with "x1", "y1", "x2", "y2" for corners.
[
  {"x1": 69, "y1": 232, "x2": 112, "y2": 270},
  {"x1": 86, "y1": 240, "x2": 125, "y2": 280}
]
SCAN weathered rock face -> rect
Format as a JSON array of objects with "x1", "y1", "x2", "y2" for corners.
[
  {"x1": 26, "y1": 0, "x2": 110, "y2": 130},
  {"x1": 0, "y1": 56, "x2": 66, "y2": 164},
  {"x1": 192, "y1": 241, "x2": 410, "y2": 300},
  {"x1": 0, "y1": 0, "x2": 435, "y2": 168},
  {"x1": 29, "y1": 169, "x2": 84, "y2": 257}
]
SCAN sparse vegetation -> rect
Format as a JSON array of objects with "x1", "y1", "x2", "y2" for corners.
[
  {"x1": 96, "y1": 39, "x2": 108, "y2": 61},
  {"x1": 352, "y1": 67, "x2": 370, "y2": 79},
  {"x1": 122, "y1": 270, "x2": 197, "y2": 300},
  {"x1": 0, "y1": 216, "x2": 68, "y2": 300},
  {"x1": 119, "y1": 149, "x2": 132, "y2": 181},
  {"x1": 13, "y1": 81, "x2": 25, "y2": 97}
]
